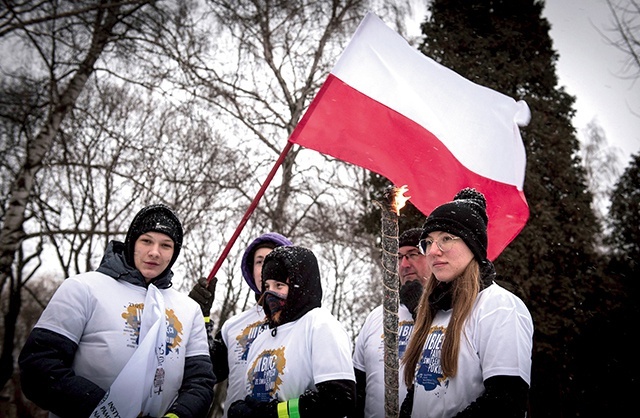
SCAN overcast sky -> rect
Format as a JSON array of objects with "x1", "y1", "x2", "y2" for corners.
[
  {"x1": 406, "y1": 0, "x2": 639, "y2": 171},
  {"x1": 543, "y1": 0, "x2": 640, "y2": 168}
]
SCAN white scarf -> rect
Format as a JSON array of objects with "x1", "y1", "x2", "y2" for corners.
[{"x1": 91, "y1": 283, "x2": 167, "y2": 418}]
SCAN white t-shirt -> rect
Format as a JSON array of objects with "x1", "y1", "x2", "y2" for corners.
[
  {"x1": 411, "y1": 283, "x2": 533, "y2": 418},
  {"x1": 242, "y1": 307, "x2": 355, "y2": 403},
  {"x1": 353, "y1": 304, "x2": 415, "y2": 418},
  {"x1": 34, "y1": 271, "x2": 209, "y2": 416},
  {"x1": 220, "y1": 304, "x2": 268, "y2": 417}
]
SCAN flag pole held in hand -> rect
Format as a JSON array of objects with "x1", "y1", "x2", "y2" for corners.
[{"x1": 206, "y1": 142, "x2": 294, "y2": 282}]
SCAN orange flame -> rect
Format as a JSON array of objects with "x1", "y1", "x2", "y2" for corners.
[{"x1": 392, "y1": 185, "x2": 410, "y2": 215}]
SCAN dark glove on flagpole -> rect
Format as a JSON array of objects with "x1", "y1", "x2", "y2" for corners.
[{"x1": 188, "y1": 277, "x2": 217, "y2": 317}]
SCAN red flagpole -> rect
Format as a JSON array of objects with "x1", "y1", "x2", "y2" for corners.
[{"x1": 206, "y1": 141, "x2": 294, "y2": 282}]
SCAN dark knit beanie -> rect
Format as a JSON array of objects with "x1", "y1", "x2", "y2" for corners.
[
  {"x1": 124, "y1": 204, "x2": 183, "y2": 269},
  {"x1": 421, "y1": 188, "x2": 488, "y2": 261},
  {"x1": 399, "y1": 228, "x2": 423, "y2": 248}
]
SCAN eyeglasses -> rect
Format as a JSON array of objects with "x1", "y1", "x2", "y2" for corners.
[
  {"x1": 418, "y1": 234, "x2": 461, "y2": 254},
  {"x1": 397, "y1": 250, "x2": 423, "y2": 263}
]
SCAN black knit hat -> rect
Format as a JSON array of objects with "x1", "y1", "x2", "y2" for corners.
[
  {"x1": 399, "y1": 228, "x2": 423, "y2": 248},
  {"x1": 421, "y1": 188, "x2": 488, "y2": 261},
  {"x1": 124, "y1": 204, "x2": 183, "y2": 269}
]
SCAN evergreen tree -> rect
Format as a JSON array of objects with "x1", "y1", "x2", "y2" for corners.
[
  {"x1": 607, "y1": 152, "x2": 640, "y2": 269},
  {"x1": 571, "y1": 153, "x2": 640, "y2": 416},
  {"x1": 405, "y1": 0, "x2": 602, "y2": 416}
]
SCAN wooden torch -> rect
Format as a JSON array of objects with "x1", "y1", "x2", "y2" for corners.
[{"x1": 374, "y1": 185, "x2": 410, "y2": 418}]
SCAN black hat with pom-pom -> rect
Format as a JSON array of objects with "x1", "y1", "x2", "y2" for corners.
[{"x1": 421, "y1": 188, "x2": 488, "y2": 262}]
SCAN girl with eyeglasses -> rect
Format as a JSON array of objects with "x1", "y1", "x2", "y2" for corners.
[{"x1": 400, "y1": 188, "x2": 533, "y2": 418}]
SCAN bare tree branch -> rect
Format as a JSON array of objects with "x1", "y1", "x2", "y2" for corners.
[{"x1": 603, "y1": 0, "x2": 640, "y2": 82}]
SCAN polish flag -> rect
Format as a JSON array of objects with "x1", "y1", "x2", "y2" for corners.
[{"x1": 288, "y1": 13, "x2": 530, "y2": 261}]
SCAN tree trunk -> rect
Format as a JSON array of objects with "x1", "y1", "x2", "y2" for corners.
[{"x1": 0, "y1": 1, "x2": 127, "y2": 391}]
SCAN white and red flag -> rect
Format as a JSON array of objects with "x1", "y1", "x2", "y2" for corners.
[{"x1": 288, "y1": 12, "x2": 530, "y2": 260}]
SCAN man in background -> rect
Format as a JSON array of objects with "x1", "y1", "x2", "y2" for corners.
[{"x1": 351, "y1": 227, "x2": 431, "y2": 418}]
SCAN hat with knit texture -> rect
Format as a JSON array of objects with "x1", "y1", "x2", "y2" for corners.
[
  {"x1": 399, "y1": 228, "x2": 423, "y2": 249},
  {"x1": 124, "y1": 204, "x2": 183, "y2": 269},
  {"x1": 241, "y1": 232, "x2": 293, "y2": 293},
  {"x1": 420, "y1": 188, "x2": 488, "y2": 262}
]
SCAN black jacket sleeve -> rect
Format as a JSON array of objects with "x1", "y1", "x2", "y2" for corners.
[
  {"x1": 165, "y1": 354, "x2": 216, "y2": 418},
  {"x1": 18, "y1": 328, "x2": 105, "y2": 417},
  {"x1": 352, "y1": 368, "x2": 366, "y2": 418},
  {"x1": 453, "y1": 375, "x2": 529, "y2": 418},
  {"x1": 210, "y1": 329, "x2": 229, "y2": 383},
  {"x1": 399, "y1": 385, "x2": 414, "y2": 418},
  {"x1": 299, "y1": 379, "x2": 356, "y2": 418}
]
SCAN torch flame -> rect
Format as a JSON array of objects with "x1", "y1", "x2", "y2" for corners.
[{"x1": 392, "y1": 185, "x2": 410, "y2": 215}]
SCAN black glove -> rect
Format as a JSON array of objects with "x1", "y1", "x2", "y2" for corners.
[
  {"x1": 399, "y1": 385, "x2": 415, "y2": 418},
  {"x1": 227, "y1": 396, "x2": 278, "y2": 418},
  {"x1": 188, "y1": 277, "x2": 217, "y2": 316},
  {"x1": 400, "y1": 280, "x2": 423, "y2": 319}
]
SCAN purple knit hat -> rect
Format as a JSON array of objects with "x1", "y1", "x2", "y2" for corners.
[{"x1": 241, "y1": 232, "x2": 292, "y2": 293}]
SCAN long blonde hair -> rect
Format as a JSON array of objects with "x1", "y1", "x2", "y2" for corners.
[{"x1": 402, "y1": 258, "x2": 481, "y2": 387}]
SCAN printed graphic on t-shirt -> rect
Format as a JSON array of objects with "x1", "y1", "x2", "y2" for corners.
[
  {"x1": 121, "y1": 303, "x2": 184, "y2": 354},
  {"x1": 416, "y1": 325, "x2": 447, "y2": 391},
  {"x1": 398, "y1": 320, "x2": 414, "y2": 358},
  {"x1": 247, "y1": 347, "x2": 286, "y2": 402},
  {"x1": 235, "y1": 320, "x2": 268, "y2": 362},
  {"x1": 165, "y1": 309, "x2": 183, "y2": 351},
  {"x1": 377, "y1": 319, "x2": 415, "y2": 360}
]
